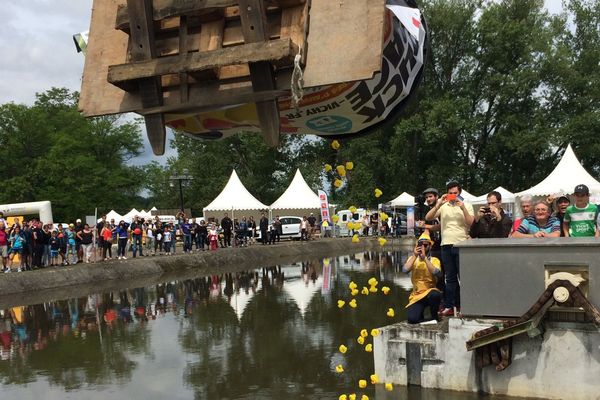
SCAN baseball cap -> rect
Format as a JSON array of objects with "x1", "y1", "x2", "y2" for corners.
[
  {"x1": 574, "y1": 184, "x2": 589, "y2": 195},
  {"x1": 556, "y1": 195, "x2": 570, "y2": 204},
  {"x1": 422, "y1": 187, "x2": 439, "y2": 196},
  {"x1": 76, "y1": 218, "x2": 82, "y2": 223}
]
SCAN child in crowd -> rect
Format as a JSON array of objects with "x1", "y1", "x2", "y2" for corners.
[
  {"x1": 49, "y1": 230, "x2": 60, "y2": 266},
  {"x1": 163, "y1": 226, "x2": 172, "y2": 255}
]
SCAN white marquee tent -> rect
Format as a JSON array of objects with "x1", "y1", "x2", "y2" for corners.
[
  {"x1": 389, "y1": 192, "x2": 415, "y2": 207},
  {"x1": 516, "y1": 144, "x2": 600, "y2": 199},
  {"x1": 460, "y1": 189, "x2": 477, "y2": 202},
  {"x1": 203, "y1": 170, "x2": 268, "y2": 220},
  {"x1": 270, "y1": 169, "x2": 330, "y2": 217},
  {"x1": 472, "y1": 186, "x2": 515, "y2": 205}
]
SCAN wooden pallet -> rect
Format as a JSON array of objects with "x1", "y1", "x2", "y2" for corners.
[{"x1": 79, "y1": 0, "x2": 385, "y2": 154}]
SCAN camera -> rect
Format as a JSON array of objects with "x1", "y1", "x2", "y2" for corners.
[{"x1": 482, "y1": 207, "x2": 491, "y2": 213}]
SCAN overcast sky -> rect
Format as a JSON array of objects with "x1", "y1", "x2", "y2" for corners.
[{"x1": 0, "y1": 0, "x2": 564, "y2": 165}]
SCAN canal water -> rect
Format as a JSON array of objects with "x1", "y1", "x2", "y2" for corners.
[{"x1": 0, "y1": 252, "x2": 514, "y2": 399}]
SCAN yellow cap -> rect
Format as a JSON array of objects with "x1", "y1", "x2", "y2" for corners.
[{"x1": 417, "y1": 232, "x2": 433, "y2": 245}]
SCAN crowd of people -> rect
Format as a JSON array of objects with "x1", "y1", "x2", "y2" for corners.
[
  {"x1": 404, "y1": 182, "x2": 599, "y2": 324},
  {"x1": 0, "y1": 210, "x2": 320, "y2": 273}
]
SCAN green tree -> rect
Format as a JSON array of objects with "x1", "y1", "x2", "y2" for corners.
[{"x1": 0, "y1": 88, "x2": 145, "y2": 221}]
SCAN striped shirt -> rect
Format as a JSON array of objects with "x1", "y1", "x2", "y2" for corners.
[{"x1": 517, "y1": 215, "x2": 560, "y2": 234}]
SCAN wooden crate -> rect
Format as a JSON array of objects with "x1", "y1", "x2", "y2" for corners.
[{"x1": 79, "y1": 0, "x2": 385, "y2": 154}]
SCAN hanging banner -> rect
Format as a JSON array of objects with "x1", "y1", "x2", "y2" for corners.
[
  {"x1": 318, "y1": 190, "x2": 331, "y2": 223},
  {"x1": 407, "y1": 206, "x2": 415, "y2": 237}
]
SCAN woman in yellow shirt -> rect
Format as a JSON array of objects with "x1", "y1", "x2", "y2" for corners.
[{"x1": 403, "y1": 232, "x2": 442, "y2": 324}]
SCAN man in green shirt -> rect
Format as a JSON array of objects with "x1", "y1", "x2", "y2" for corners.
[{"x1": 562, "y1": 184, "x2": 599, "y2": 237}]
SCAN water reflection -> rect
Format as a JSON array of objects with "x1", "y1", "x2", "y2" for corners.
[{"x1": 0, "y1": 251, "x2": 505, "y2": 399}]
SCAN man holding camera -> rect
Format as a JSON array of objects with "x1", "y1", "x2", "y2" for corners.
[
  {"x1": 425, "y1": 181, "x2": 474, "y2": 317},
  {"x1": 469, "y1": 191, "x2": 512, "y2": 238}
]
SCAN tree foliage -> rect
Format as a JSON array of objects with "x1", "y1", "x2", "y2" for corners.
[{"x1": 0, "y1": 88, "x2": 144, "y2": 221}]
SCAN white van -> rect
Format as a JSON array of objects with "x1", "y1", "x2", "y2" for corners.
[{"x1": 336, "y1": 208, "x2": 368, "y2": 236}]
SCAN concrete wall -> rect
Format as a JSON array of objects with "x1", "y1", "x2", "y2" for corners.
[
  {"x1": 456, "y1": 238, "x2": 600, "y2": 317},
  {"x1": 374, "y1": 318, "x2": 600, "y2": 399}
]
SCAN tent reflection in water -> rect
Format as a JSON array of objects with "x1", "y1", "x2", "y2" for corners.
[{"x1": 284, "y1": 270, "x2": 323, "y2": 318}]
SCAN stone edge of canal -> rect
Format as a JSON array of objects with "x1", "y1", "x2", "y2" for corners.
[{"x1": 0, "y1": 237, "x2": 414, "y2": 309}]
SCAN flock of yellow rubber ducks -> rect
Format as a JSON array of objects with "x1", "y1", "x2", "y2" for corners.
[
  {"x1": 325, "y1": 139, "x2": 383, "y2": 204},
  {"x1": 336, "y1": 277, "x2": 395, "y2": 399}
]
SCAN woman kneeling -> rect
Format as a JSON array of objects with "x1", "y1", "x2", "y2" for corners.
[{"x1": 403, "y1": 232, "x2": 442, "y2": 324}]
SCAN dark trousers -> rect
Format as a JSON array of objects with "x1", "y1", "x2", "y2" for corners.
[
  {"x1": 407, "y1": 291, "x2": 442, "y2": 323},
  {"x1": 118, "y1": 238, "x2": 127, "y2": 257},
  {"x1": 196, "y1": 234, "x2": 206, "y2": 250},
  {"x1": 441, "y1": 244, "x2": 460, "y2": 309},
  {"x1": 261, "y1": 229, "x2": 268, "y2": 244},
  {"x1": 223, "y1": 230, "x2": 232, "y2": 247},
  {"x1": 33, "y1": 244, "x2": 44, "y2": 267},
  {"x1": 102, "y1": 241, "x2": 112, "y2": 259}
]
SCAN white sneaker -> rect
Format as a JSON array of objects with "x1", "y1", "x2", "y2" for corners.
[
  {"x1": 122, "y1": 256, "x2": 127, "y2": 260},
  {"x1": 17, "y1": 268, "x2": 21, "y2": 272}
]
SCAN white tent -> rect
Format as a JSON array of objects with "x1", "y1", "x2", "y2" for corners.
[
  {"x1": 98, "y1": 209, "x2": 123, "y2": 223},
  {"x1": 460, "y1": 189, "x2": 477, "y2": 201},
  {"x1": 389, "y1": 192, "x2": 415, "y2": 207},
  {"x1": 472, "y1": 186, "x2": 515, "y2": 205},
  {"x1": 203, "y1": 170, "x2": 268, "y2": 220},
  {"x1": 516, "y1": 144, "x2": 600, "y2": 198},
  {"x1": 122, "y1": 208, "x2": 140, "y2": 223},
  {"x1": 271, "y1": 169, "x2": 321, "y2": 210}
]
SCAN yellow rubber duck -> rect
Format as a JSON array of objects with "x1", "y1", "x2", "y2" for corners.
[
  {"x1": 381, "y1": 286, "x2": 391, "y2": 295},
  {"x1": 386, "y1": 308, "x2": 395, "y2": 317},
  {"x1": 348, "y1": 394, "x2": 356, "y2": 400},
  {"x1": 367, "y1": 277, "x2": 378, "y2": 286},
  {"x1": 378, "y1": 237, "x2": 387, "y2": 247},
  {"x1": 349, "y1": 206, "x2": 357, "y2": 213},
  {"x1": 360, "y1": 329, "x2": 368, "y2": 338},
  {"x1": 370, "y1": 374, "x2": 379, "y2": 384},
  {"x1": 345, "y1": 161, "x2": 354, "y2": 170},
  {"x1": 359, "y1": 379, "x2": 367, "y2": 389},
  {"x1": 361, "y1": 395, "x2": 369, "y2": 400},
  {"x1": 335, "y1": 364, "x2": 344, "y2": 373},
  {"x1": 349, "y1": 281, "x2": 358, "y2": 290},
  {"x1": 357, "y1": 336, "x2": 365, "y2": 345},
  {"x1": 351, "y1": 288, "x2": 359, "y2": 296},
  {"x1": 365, "y1": 344, "x2": 373, "y2": 352},
  {"x1": 385, "y1": 383, "x2": 393, "y2": 391},
  {"x1": 370, "y1": 328, "x2": 380, "y2": 337},
  {"x1": 332, "y1": 215, "x2": 340, "y2": 223},
  {"x1": 374, "y1": 188, "x2": 383, "y2": 198},
  {"x1": 336, "y1": 165, "x2": 347, "y2": 177},
  {"x1": 334, "y1": 179, "x2": 343, "y2": 188},
  {"x1": 324, "y1": 164, "x2": 332, "y2": 172},
  {"x1": 349, "y1": 299, "x2": 357, "y2": 308},
  {"x1": 361, "y1": 287, "x2": 369, "y2": 295},
  {"x1": 337, "y1": 300, "x2": 346, "y2": 308},
  {"x1": 339, "y1": 344, "x2": 348, "y2": 354},
  {"x1": 352, "y1": 234, "x2": 360, "y2": 243},
  {"x1": 369, "y1": 286, "x2": 378, "y2": 293},
  {"x1": 339, "y1": 395, "x2": 347, "y2": 400},
  {"x1": 331, "y1": 140, "x2": 340, "y2": 150}
]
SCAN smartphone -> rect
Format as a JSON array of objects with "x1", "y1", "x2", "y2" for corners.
[
  {"x1": 457, "y1": 195, "x2": 464, "y2": 202},
  {"x1": 446, "y1": 194, "x2": 457, "y2": 201}
]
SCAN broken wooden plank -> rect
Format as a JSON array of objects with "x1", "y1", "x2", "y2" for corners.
[
  {"x1": 140, "y1": 87, "x2": 288, "y2": 115},
  {"x1": 238, "y1": 0, "x2": 281, "y2": 147},
  {"x1": 116, "y1": 0, "x2": 305, "y2": 30},
  {"x1": 108, "y1": 37, "x2": 297, "y2": 84},
  {"x1": 303, "y1": 0, "x2": 385, "y2": 87},
  {"x1": 126, "y1": 0, "x2": 166, "y2": 155}
]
